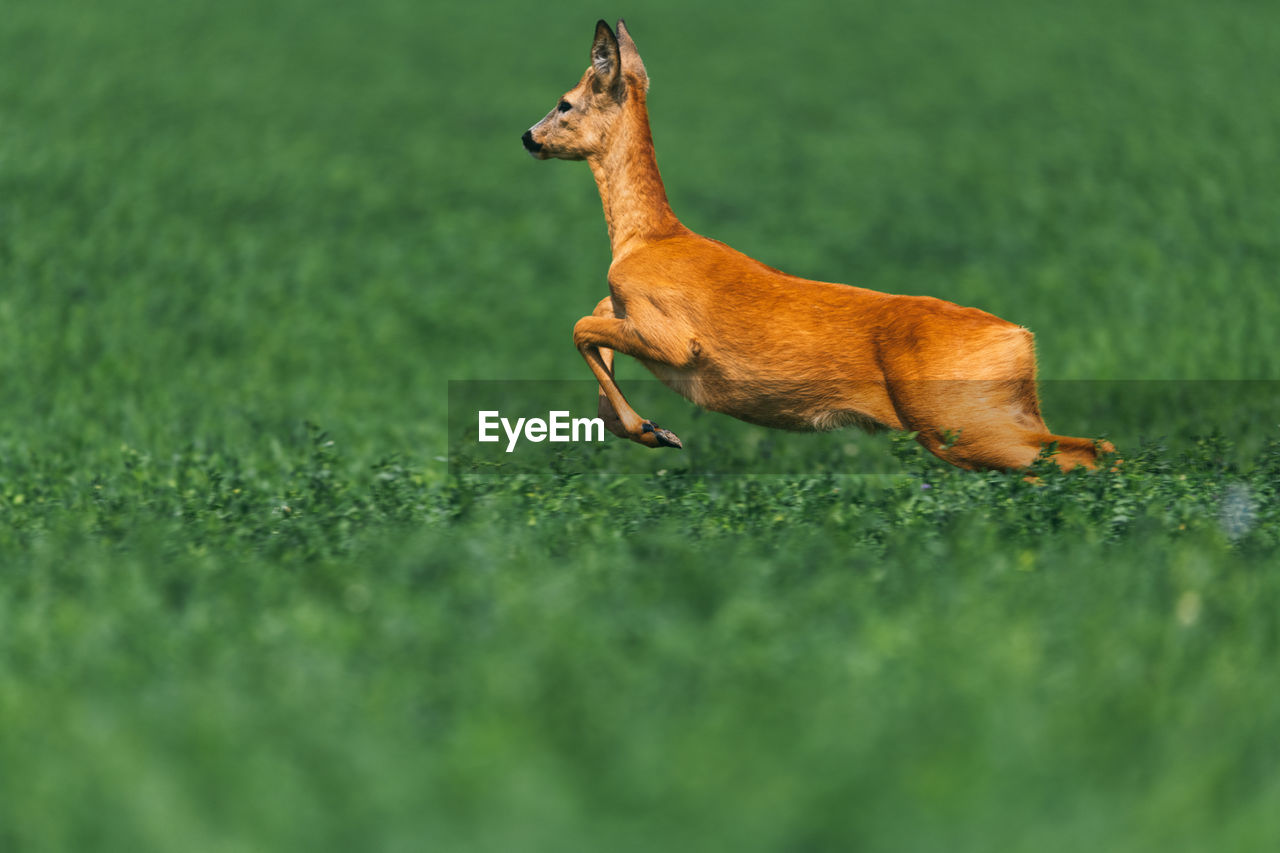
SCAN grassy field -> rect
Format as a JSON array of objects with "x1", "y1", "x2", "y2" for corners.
[{"x1": 3, "y1": 0, "x2": 1280, "y2": 849}]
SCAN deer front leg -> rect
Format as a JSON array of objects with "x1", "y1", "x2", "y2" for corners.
[
  {"x1": 573, "y1": 312, "x2": 683, "y2": 449},
  {"x1": 586, "y1": 297, "x2": 627, "y2": 438}
]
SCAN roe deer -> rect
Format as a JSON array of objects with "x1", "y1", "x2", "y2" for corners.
[{"x1": 521, "y1": 19, "x2": 1112, "y2": 471}]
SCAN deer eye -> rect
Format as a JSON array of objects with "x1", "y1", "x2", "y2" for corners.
[{"x1": 557, "y1": 99, "x2": 573, "y2": 113}]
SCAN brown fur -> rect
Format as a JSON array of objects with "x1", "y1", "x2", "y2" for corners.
[{"x1": 523, "y1": 20, "x2": 1112, "y2": 471}]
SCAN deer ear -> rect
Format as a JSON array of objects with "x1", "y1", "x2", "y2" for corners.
[
  {"x1": 616, "y1": 19, "x2": 648, "y2": 92},
  {"x1": 590, "y1": 19, "x2": 623, "y2": 98}
]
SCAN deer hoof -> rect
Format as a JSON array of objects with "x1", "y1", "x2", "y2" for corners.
[{"x1": 641, "y1": 421, "x2": 683, "y2": 449}]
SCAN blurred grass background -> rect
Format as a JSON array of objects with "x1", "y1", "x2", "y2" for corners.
[{"x1": 3, "y1": 0, "x2": 1280, "y2": 849}]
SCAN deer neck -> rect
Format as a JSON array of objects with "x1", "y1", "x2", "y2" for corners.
[{"x1": 588, "y1": 95, "x2": 683, "y2": 258}]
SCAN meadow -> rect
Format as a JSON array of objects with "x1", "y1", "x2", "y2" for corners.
[{"x1": 2, "y1": 0, "x2": 1279, "y2": 849}]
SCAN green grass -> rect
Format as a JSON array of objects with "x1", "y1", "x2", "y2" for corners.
[{"x1": 3, "y1": 0, "x2": 1280, "y2": 849}]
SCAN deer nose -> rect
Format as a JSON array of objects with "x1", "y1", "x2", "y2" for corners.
[{"x1": 521, "y1": 130, "x2": 543, "y2": 153}]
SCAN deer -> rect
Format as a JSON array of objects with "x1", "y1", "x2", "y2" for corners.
[{"x1": 521, "y1": 19, "x2": 1113, "y2": 472}]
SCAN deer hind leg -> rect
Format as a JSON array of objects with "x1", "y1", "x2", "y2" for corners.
[
  {"x1": 896, "y1": 379, "x2": 1112, "y2": 472},
  {"x1": 573, "y1": 308, "x2": 683, "y2": 449},
  {"x1": 1031, "y1": 434, "x2": 1116, "y2": 471},
  {"x1": 919, "y1": 428, "x2": 1110, "y2": 472}
]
